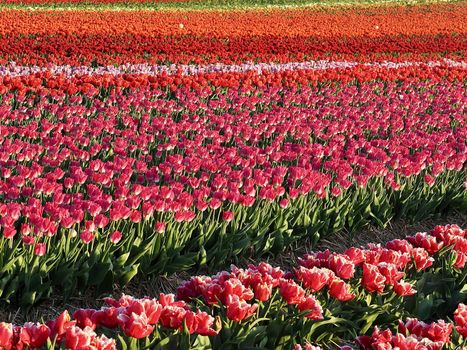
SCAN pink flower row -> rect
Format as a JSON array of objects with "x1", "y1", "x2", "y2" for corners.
[
  {"x1": 0, "y1": 80, "x2": 464, "y2": 248},
  {"x1": 0, "y1": 59, "x2": 465, "y2": 78}
]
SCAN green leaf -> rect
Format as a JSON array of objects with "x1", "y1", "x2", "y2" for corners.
[
  {"x1": 120, "y1": 264, "x2": 140, "y2": 285},
  {"x1": 117, "y1": 335, "x2": 128, "y2": 350}
]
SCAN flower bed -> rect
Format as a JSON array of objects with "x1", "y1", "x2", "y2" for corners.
[
  {"x1": 0, "y1": 6, "x2": 465, "y2": 350},
  {"x1": 0, "y1": 224, "x2": 465, "y2": 349},
  {"x1": 0, "y1": 71, "x2": 464, "y2": 305},
  {"x1": 0, "y1": 4, "x2": 465, "y2": 65}
]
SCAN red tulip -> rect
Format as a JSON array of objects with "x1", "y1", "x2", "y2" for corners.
[
  {"x1": 117, "y1": 312, "x2": 154, "y2": 339},
  {"x1": 393, "y1": 280, "x2": 417, "y2": 296},
  {"x1": 344, "y1": 247, "x2": 366, "y2": 265},
  {"x1": 328, "y1": 255, "x2": 355, "y2": 280},
  {"x1": 159, "y1": 304, "x2": 187, "y2": 329},
  {"x1": 80, "y1": 230, "x2": 95, "y2": 244},
  {"x1": 411, "y1": 248, "x2": 434, "y2": 271},
  {"x1": 110, "y1": 231, "x2": 122, "y2": 244},
  {"x1": 297, "y1": 295, "x2": 323, "y2": 320},
  {"x1": 328, "y1": 278, "x2": 355, "y2": 301},
  {"x1": 222, "y1": 211, "x2": 234, "y2": 222},
  {"x1": 155, "y1": 221, "x2": 166, "y2": 234},
  {"x1": 223, "y1": 278, "x2": 254, "y2": 302},
  {"x1": 34, "y1": 243, "x2": 47, "y2": 256},
  {"x1": 183, "y1": 311, "x2": 218, "y2": 336},
  {"x1": 125, "y1": 298, "x2": 162, "y2": 325},
  {"x1": 46, "y1": 311, "x2": 75, "y2": 342},
  {"x1": 407, "y1": 232, "x2": 443, "y2": 255},
  {"x1": 279, "y1": 198, "x2": 289, "y2": 209},
  {"x1": 73, "y1": 309, "x2": 97, "y2": 330},
  {"x1": 64, "y1": 325, "x2": 95, "y2": 349},
  {"x1": 454, "y1": 252, "x2": 467, "y2": 269},
  {"x1": 279, "y1": 279, "x2": 306, "y2": 305},
  {"x1": 225, "y1": 295, "x2": 258, "y2": 322},
  {"x1": 252, "y1": 281, "x2": 273, "y2": 302},
  {"x1": 3, "y1": 226, "x2": 16, "y2": 239},
  {"x1": 294, "y1": 266, "x2": 332, "y2": 293},
  {"x1": 377, "y1": 263, "x2": 404, "y2": 285},
  {"x1": 21, "y1": 322, "x2": 50, "y2": 348},
  {"x1": 91, "y1": 308, "x2": 120, "y2": 329},
  {"x1": 362, "y1": 263, "x2": 386, "y2": 293},
  {"x1": 0, "y1": 323, "x2": 13, "y2": 350},
  {"x1": 454, "y1": 303, "x2": 467, "y2": 337}
]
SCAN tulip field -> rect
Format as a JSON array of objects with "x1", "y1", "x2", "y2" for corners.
[{"x1": 0, "y1": 0, "x2": 465, "y2": 349}]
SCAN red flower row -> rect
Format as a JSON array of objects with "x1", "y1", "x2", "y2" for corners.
[
  {"x1": 352, "y1": 307, "x2": 467, "y2": 349},
  {"x1": 0, "y1": 33, "x2": 463, "y2": 66},
  {"x1": 0, "y1": 79, "x2": 464, "y2": 245},
  {"x1": 0, "y1": 224, "x2": 465, "y2": 349},
  {"x1": 178, "y1": 225, "x2": 465, "y2": 314},
  {"x1": 0, "y1": 293, "x2": 218, "y2": 350}
]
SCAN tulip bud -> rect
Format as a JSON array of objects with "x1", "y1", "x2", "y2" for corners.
[
  {"x1": 279, "y1": 198, "x2": 289, "y2": 209},
  {"x1": 155, "y1": 221, "x2": 166, "y2": 234},
  {"x1": 110, "y1": 231, "x2": 122, "y2": 244},
  {"x1": 222, "y1": 211, "x2": 234, "y2": 222},
  {"x1": 34, "y1": 243, "x2": 47, "y2": 256}
]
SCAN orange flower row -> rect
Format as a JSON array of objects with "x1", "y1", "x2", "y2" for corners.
[{"x1": 0, "y1": 3, "x2": 465, "y2": 37}]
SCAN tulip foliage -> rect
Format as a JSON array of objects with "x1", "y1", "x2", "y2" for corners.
[{"x1": 0, "y1": 224, "x2": 465, "y2": 349}]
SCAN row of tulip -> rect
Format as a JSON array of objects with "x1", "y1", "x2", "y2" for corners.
[
  {"x1": 5, "y1": 5, "x2": 463, "y2": 36},
  {"x1": 0, "y1": 3, "x2": 464, "y2": 66},
  {"x1": 0, "y1": 73, "x2": 465, "y2": 305},
  {"x1": 0, "y1": 62, "x2": 465, "y2": 96},
  {"x1": 0, "y1": 33, "x2": 464, "y2": 67},
  {"x1": 3, "y1": 60, "x2": 464, "y2": 79},
  {"x1": 0, "y1": 0, "x2": 438, "y2": 6},
  {"x1": 298, "y1": 307, "x2": 467, "y2": 350},
  {"x1": 0, "y1": 224, "x2": 465, "y2": 349}
]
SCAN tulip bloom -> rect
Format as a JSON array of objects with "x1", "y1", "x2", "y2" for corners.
[
  {"x1": 393, "y1": 280, "x2": 417, "y2": 296},
  {"x1": 222, "y1": 211, "x2": 234, "y2": 222},
  {"x1": 297, "y1": 295, "x2": 323, "y2": 320},
  {"x1": 294, "y1": 266, "x2": 332, "y2": 293},
  {"x1": 117, "y1": 312, "x2": 154, "y2": 339},
  {"x1": 225, "y1": 295, "x2": 258, "y2": 322},
  {"x1": 110, "y1": 231, "x2": 123, "y2": 244},
  {"x1": 362, "y1": 263, "x2": 386, "y2": 293},
  {"x1": 454, "y1": 303, "x2": 467, "y2": 337},
  {"x1": 0, "y1": 323, "x2": 13, "y2": 350},
  {"x1": 328, "y1": 278, "x2": 355, "y2": 301},
  {"x1": 33, "y1": 243, "x2": 47, "y2": 256}
]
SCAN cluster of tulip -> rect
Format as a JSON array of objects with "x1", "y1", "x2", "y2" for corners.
[
  {"x1": 352, "y1": 308, "x2": 467, "y2": 349},
  {"x1": 0, "y1": 2, "x2": 464, "y2": 348},
  {"x1": 298, "y1": 305, "x2": 467, "y2": 350},
  {"x1": 0, "y1": 224, "x2": 465, "y2": 349},
  {"x1": 0, "y1": 73, "x2": 465, "y2": 305},
  {"x1": 0, "y1": 60, "x2": 466, "y2": 96},
  {"x1": 0, "y1": 4, "x2": 465, "y2": 66},
  {"x1": 0, "y1": 293, "x2": 219, "y2": 350},
  {"x1": 0, "y1": 34, "x2": 463, "y2": 67}
]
